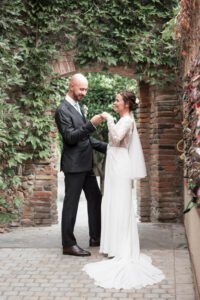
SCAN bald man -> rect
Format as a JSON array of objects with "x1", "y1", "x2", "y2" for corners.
[{"x1": 55, "y1": 73, "x2": 107, "y2": 256}]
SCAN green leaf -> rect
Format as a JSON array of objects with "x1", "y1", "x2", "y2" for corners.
[
  {"x1": 13, "y1": 197, "x2": 22, "y2": 208},
  {"x1": 13, "y1": 176, "x2": 21, "y2": 186},
  {"x1": 0, "y1": 212, "x2": 12, "y2": 224},
  {"x1": 8, "y1": 158, "x2": 18, "y2": 168}
]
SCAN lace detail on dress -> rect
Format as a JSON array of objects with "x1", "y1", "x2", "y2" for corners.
[{"x1": 107, "y1": 115, "x2": 133, "y2": 148}]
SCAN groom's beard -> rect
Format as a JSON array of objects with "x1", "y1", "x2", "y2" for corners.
[{"x1": 73, "y1": 91, "x2": 84, "y2": 102}]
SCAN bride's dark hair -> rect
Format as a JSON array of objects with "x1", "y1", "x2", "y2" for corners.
[{"x1": 119, "y1": 91, "x2": 138, "y2": 111}]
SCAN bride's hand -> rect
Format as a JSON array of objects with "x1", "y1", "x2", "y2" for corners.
[{"x1": 101, "y1": 112, "x2": 111, "y2": 119}]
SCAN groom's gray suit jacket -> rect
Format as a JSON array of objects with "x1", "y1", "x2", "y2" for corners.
[{"x1": 55, "y1": 99, "x2": 107, "y2": 173}]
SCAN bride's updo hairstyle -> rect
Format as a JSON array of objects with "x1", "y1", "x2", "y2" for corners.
[{"x1": 119, "y1": 91, "x2": 138, "y2": 111}]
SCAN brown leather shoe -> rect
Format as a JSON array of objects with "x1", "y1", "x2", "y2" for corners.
[
  {"x1": 63, "y1": 245, "x2": 91, "y2": 256},
  {"x1": 89, "y1": 238, "x2": 100, "y2": 247}
]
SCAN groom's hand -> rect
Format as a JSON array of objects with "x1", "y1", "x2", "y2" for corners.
[{"x1": 90, "y1": 114, "x2": 103, "y2": 126}]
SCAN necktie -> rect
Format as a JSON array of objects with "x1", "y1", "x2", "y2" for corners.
[{"x1": 74, "y1": 103, "x2": 82, "y2": 115}]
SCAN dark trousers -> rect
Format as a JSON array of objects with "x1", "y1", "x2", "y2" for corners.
[{"x1": 62, "y1": 170, "x2": 102, "y2": 247}]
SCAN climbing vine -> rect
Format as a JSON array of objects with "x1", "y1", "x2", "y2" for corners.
[
  {"x1": 0, "y1": 0, "x2": 179, "y2": 224},
  {"x1": 69, "y1": 0, "x2": 179, "y2": 83}
]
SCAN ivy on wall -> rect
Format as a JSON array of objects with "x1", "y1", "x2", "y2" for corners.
[
  {"x1": 0, "y1": 0, "x2": 179, "y2": 224},
  {"x1": 69, "y1": 0, "x2": 179, "y2": 83},
  {"x1": 0, "y1": 1, "x2": 61, "y2": 223}
]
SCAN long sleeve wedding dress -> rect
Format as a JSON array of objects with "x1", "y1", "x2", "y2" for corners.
[{"x1": 83, "y1": 114, "x2": 165, "y2": 289}]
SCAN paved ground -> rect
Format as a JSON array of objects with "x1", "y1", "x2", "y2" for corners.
[
  {"x1": 0, "y1": 200, "x2": 197, "y2": 300},
  {"x1": 0, "y1": 175, "x2": 197, "y2": 299}
]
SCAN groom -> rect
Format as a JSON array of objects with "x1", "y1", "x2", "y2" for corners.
[{"x1": 55, "y1": 73, "x2": 107, "y2": 256}]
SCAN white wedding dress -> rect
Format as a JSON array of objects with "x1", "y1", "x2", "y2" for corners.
[{"x1": 83, "y1": 114, "x2": 165, "y2": 289}]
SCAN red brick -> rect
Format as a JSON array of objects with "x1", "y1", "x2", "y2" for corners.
[
  {"x1": 158, "y1": 139, "x2": 179, "y2": 145},
  {"x1": 35, "y1": 219, "x2": 52, "y2": 225},
  {"x1": 35, "y1": 170, "x2": 52, "y2": 175},
  {"x1": 30, "y1": 200, "x2": 50, "y2": 206},
  {"x1": 33, "y1": 191, "x2": 52, "y2": 197},
  {"x1": 137, "y1": 113, "x2": 150, "y2": 118},
  {"x1": 21, "y1": 219, "x2": 35, "y2": 226},
  {"x1": 33, "y1": 187, "x2": 43, "y2": 191},
  {"x1": 30, "y1": 197, "x2": 50, "y2": 201},
  {"x1": 164, "y1": 166, "x2": 177, "y2": 171},
  {"x1": 34, "y1": 213, "x2": 51, "y2": 219},
  {"x1": 138, "y1": 118, "x2": 150, "y2": 123},
  {"x1": 158, "y1": 161, "x2": 176, "y2": 166}
]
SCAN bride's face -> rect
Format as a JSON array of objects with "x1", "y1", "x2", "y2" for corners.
[{"x1": 114, "y1": 94, "x2": 128, "y2": 113}]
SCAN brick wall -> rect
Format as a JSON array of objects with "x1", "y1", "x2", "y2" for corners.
[
  {"x1": 19, "y1": 130, "x2": 58, "y2": 227},
  {"x1": 137, "y1": 81, "x2": 183, "y2": 222},
  {"x1": 149, "y1": 84, "x2": 183, "y2": 222},
  {"x1": 136, "y1": 81, "x2": 151, "y2": 222}
]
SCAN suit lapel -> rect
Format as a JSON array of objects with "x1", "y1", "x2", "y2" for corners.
[
  {"x1": 63, "y1": 99, "x2": 86, "y2": 123},
  {"x1": 80, "y1": 107, "x2": 87, "y2": 123}
]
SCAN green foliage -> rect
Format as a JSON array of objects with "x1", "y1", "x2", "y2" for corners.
[
  {"x1": 82, "y1": 73, "x2": 137, "y2": 142},
  {"x1": 69, "y1": 0, "x2": 179, "y2": 83},
  {"x1": 0, "y1": 101, "x2": 23, "y2": 223},
  {"x1": 0, "y1": 0, "x2": 179, "y2": 223},
  {"x1": 162, "y1": 5, "x2": 180, "y2": 41},
  {"x1": 0, "y1": 195, "x2": 19, "y2": 224},
  {"x1": 0, "y1": 0, "x2": 65, "y2": 224}
]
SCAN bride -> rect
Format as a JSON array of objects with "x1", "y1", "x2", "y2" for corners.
[{"x1": 83, "y1": 91, "x2": 165, "y2": 289}]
